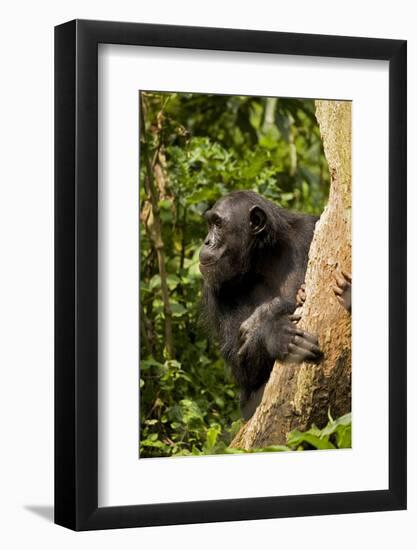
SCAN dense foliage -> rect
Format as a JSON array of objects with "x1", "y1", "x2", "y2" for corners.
[{"x1": 139, "y1": 91, "x2": 330, "y2": 458}]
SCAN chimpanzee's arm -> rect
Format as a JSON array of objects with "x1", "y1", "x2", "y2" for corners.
[{"x1": 233, "y1": 298, "x2": 322, "y2": 420}]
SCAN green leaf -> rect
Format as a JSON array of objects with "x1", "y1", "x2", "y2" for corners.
[
  {"x1": 167, "y1": 274, "x2": 180, "y2": 289},
  {"x1": 335, "y1": 425, "x2": 352, "y2": 448},
  {"x1": 141, "y1": 439, "x2": 167, "y2": 449},
  {"x1": 287, "y1": 430, "x2": 336, "y2": 450},
  {"x1": 205, "y1": 424, "x2": 221, "y2": 450},
  {"x1": 171, "y1": 303, "x2": 187, "y2": 316},
  {"x1": 149, "y1": 274, "x2": 161, "y2": 290}
]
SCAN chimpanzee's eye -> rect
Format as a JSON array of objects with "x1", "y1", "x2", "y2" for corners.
[{"x1": 212, "y1": 214, "x2": 222, "y2": 227}]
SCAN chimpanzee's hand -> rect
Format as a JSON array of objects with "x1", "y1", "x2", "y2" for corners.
[
  {"x1": 238, "y1": 299, "x2": 300, "y2": 356},
  {"x1": 238, "y1": 305, "x2": 323, "y2": 364},
  {"x1": 333, "y1": 271, "x2": 352, "y2": 312},
  {"x1": 264, "y1": 317, "x2": 323, "y2": 364}
]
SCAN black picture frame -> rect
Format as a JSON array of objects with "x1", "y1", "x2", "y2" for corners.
[{"x1": 55, "y1": 19, "x2": 407, "y2": 531}]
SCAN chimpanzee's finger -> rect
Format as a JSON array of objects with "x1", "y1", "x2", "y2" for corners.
[
  {"x1": 296, "y1": 288, "x2": 306, "y2": 306},
  {"x1": 293, "y1": 329, "x2": 319, "y2": 347},
  {"x1": 334, "y1": 272, "x2": 347, "y2": 289},
  {"x1": 239, "y1": 321, "x2": 252, "y2": 339},
  {"x1": 288, "y1": 313, "x2": 302, "y2": 323},
  {"x1": 285, "y1": 323, "x2": 309, "y2": 335},
  {"x1": 237, "y1": 341, "x2": 249, "y2": 358},
  {"x1": 341, "y1": 271, "x2": 352, "y2": 283},
  {"x1": 285, "y1": 325, "x2": 303, "y2": 336},
  {"x1": 291, "y1": 340, "x2": 323, "y2": 359},
  {"x1": 333, "y1": 285, "x2": 343, "y2": 296},
  {"x1": 292, "y1": 334, "x2": 321, "y2": 354},
  {"x1": 286, "y1": 346, "x2": 321, "y2": 364}
]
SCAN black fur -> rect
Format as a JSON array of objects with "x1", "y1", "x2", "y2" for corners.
[{"x1": 199, "y1": 191, "x2": 322, "y2": 419}]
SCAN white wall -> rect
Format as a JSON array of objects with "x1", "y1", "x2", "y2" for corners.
[{"x1": 0, "y1": 1, "x2": 414, "y2": 548}]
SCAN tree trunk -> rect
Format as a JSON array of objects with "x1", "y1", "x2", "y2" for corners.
[{"x1": 231, "y1": 100, "x2": 352, "y2": 449}]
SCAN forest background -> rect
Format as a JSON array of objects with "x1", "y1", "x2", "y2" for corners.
[{"x1": 139, "y1": 91, "x2": 332, "y2": 458}]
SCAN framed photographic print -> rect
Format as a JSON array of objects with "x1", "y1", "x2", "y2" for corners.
[{"x1": 55, "y1": 19, "x2": 407, "y2": 530}]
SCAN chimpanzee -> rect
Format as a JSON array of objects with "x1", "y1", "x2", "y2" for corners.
[{"x1": 199, "y1": 190, "x2": 323, "y2": 419}]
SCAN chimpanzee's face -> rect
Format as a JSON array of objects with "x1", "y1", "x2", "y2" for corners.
[{"x1": 199, "y1": 195, "x2": 266, "y2": 287}]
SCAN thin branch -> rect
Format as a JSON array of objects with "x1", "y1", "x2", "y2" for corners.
[{"x1": 140, "y1": 94, "x2": 175, "y2": 359}]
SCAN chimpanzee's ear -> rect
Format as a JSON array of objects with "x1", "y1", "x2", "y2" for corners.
[{"x1": 249, "y1": 205, "x2": 267, "y2": 235}]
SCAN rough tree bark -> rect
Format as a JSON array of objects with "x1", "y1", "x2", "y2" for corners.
[{"x1": 231, "y1": 100, "x2": 352, "y2": 449}]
